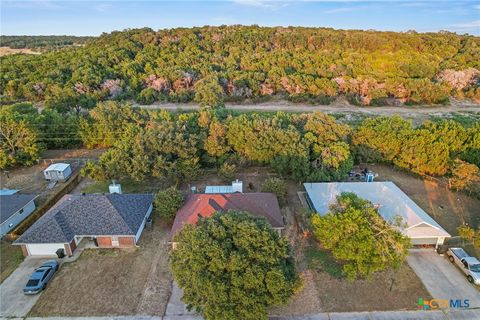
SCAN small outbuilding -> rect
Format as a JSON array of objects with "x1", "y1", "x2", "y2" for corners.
[
  {"x1": 1, "y1": 193, "x2": 38, "y2": 236},
  {"x1": 43, "y1": 163, "x2": 72, "y2": 181},
  {"x1": 303, "y1": 181, "x2": 451, "y2": 248},
  {"x1": 205, "y1": 180, "x2": 243, "y2": 194}
]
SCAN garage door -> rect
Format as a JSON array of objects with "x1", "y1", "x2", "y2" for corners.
[
  {"x1": 411, "y1": 237, "x2": 439, "y2": 246},
  {"x1": 27, "y1": 243, "x2": 64, "y2": 256}
]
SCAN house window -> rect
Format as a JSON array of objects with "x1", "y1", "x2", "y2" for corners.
[{"x1": 111, "y1": 236, "x2": 119, "y2": 247}]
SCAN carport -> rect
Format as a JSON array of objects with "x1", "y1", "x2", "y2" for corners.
[{"x1": 407, "y1": 249, "x2": 480, "y2": 308}]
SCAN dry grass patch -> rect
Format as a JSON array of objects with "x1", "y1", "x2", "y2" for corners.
[{"x1": 30, "y1": 220, "x2": 172, "y2": 316}]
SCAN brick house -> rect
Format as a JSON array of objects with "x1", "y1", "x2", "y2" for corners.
[{"x1": 14, "y1": 193, "x2": 153, "y2": 257}]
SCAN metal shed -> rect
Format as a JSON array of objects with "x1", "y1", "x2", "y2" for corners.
[{"x1": 43, "y1": 163, "x2": 72, "y2": 181}]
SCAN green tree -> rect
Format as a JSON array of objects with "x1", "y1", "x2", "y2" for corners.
[
  {"x1": 457, "y1": 224, "x2": 480, "y2": 249},
  {"x1": 449, "y1": 159, "x2": 480, "y2": 193},
  {"x1": 261, "y1": 177, "x2": 287, "y2": 207},
  {"x1": 0, "y1": 115, "x2": 42, "y2": 169},
  {"x1": 170, "y1": 211, "x2": 298, "y2": 320},
  {"x1": 194, "y1": 75, "x2": 224, "y2": 107},
  {"x1": 218, "y1": 162, "x2": 237, "y2": 182},
  {"x1": 311, "y1": 192, "x2": 411, "y2": 280},
  {"x1": 154, "y1": 187, "x2": 184, "y2": 219}
]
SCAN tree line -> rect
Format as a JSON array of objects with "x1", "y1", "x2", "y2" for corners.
[
  {"x1": 1, "y1": 101, "x2": 479, "y2": 195},
  {"x1": 1, "y1": 26, "x2": 479, "y2": 108},
  {"x1": 0, "y1": 35, "x2": 93, "y2": 50}
]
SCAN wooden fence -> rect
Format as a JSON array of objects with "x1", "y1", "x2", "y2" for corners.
[{"x1": 7, "y1": 170, "x2": 84, "y2": 239}]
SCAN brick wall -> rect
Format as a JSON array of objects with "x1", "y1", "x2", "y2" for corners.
[
  {"x1": 21, "y1": 245, "x2": 29, "y2": 257},
  {"x1": 96, "y1": 236, "x2": 135, "y2": 248},
  {"x1": 119, "y1": 237, "x2": 135, "y2": 247},
  {"x1": 96, "y1": 236, "x2": 112, "y2": 247}
]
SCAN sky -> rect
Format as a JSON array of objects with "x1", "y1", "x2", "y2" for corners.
[{"x1": 1, "y1": 0, "x2": 479, "y2": 36}]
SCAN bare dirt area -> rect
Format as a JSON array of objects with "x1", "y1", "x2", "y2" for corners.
[
  {"x1": 136, "y1": 97, "x2": 480, "y2": 126},
  {"x1": 365, "y1": 164, "x2": 480, "y2": 235},
  {"x1": 29, "y1": 220, "x2": 172, "y2": 316},
  {"x1": 180, "y1": 166, "x2": 279, "y2": 193},
  {"x1": 0, "y1": 46, "x2": 41, "y2": 56},
  {"x1": 1, "y1": 149, "x2": 104, "y2": 203}
]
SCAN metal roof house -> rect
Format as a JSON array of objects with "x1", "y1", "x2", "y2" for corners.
[
  {"x1": 303, "y1": 181, "x2": 451, "y2": 247},
  {"x1": 14, "y1": 193, "x2": 153, "y2": 256},
  {"x1": 0, "y1": 193, "x2": 38, "y2": 236},
  {"x1": 43, "y1": 163, "x2": 72, "y2": 181}
]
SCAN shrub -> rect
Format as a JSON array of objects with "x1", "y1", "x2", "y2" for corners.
[
  {"x1": 219, "y1": 162, "x2": 237, "y2": 182},
  {"x1": 154, "y1": 187, "x2": 184, "y2": 219},
  {"x1": 261, "y1": 177, "x2": 287, "y2": 206}
]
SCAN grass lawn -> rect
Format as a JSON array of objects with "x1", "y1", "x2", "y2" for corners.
[
  {"x1": 305, "y1": 245, "x2": 343, "y2": 279},
  {"x1": 30, "y1": 219, "x2": 172, "y2": 316},
  {"x1": 0, "y1": 240, "x2": 24, "y2": 283}
]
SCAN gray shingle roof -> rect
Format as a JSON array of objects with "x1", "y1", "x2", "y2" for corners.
[
  {"x1": 1, "y1": 194, "x2": 38, "y2": 224},
  {"x1": 15, "y1": 193, "x2": 153, "y2": 244}
]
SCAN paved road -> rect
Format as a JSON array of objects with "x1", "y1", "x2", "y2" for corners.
[
  {"x1": 407, "y1": 249, "x2": 480, "y2": 308},
  {"x1": 17, "y1": 308, "x2": 480, "y2": 320},
  {"x1": 0, "y1": 258, "x2": 47, "y2": 317}
]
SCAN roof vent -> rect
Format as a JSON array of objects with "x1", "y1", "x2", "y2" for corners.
[{"x1": 109, "y1": 181, "x2": 122, "y2": 194}]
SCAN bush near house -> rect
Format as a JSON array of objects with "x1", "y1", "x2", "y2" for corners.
[
  {"x1": 170, "y1": 211, "x2": 299, "y2": 320},
  {"x1": 261, "y1": 177, "x2": 287, "y2": 207},
  {"x1": 154, "y1": 187, "x2": 184, "y2": 219},
  {"x1": 311, "y1": 192, "x2": 411, "y2": 280}
]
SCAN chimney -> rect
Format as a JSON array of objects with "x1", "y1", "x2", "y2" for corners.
[
  {"x1": 231, "y1": 179, "x2": 243, "y2": 193},
  {"x1": 109, "y1": 181, "x2": 122, "y2": 194}
]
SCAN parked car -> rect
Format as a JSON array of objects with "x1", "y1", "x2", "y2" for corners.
[
  {"x1": 23, "y1": 260, "x2": 59, "y2": 294},
  {"x1": 447, "y1": 247, "x2": 480, "y2": 285}
]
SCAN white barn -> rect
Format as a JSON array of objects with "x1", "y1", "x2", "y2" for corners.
[
  {"x1": 43, "y1": 163, "x2": 72, "y2": 181},
  {"x1": 303, "y1": 181, "x2": 451, "y2": 247}
]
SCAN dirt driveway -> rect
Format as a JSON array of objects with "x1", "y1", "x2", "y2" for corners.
[
  {"x1": 407, "y1": 249, "x2": 480, "y2": 308},
  {"x1": 136, "y1": 98, "x2": 480, "y2": 126},
  {"x1": 30, "y1": 220, "x2": 172, "y2": 316},
  {"x1": 0, "y1": 258, "x2": 49, "y2": 317}
]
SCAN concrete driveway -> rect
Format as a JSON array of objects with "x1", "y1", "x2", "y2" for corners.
[
  {"x1": 407, "y1": 249, "x2": 480, "y2": 308},
  {"x1": 0, "y1": 257, "x2": 50, "y2": 317}
]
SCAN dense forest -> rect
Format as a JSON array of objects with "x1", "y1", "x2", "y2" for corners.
[
  {"x1": 1, "y1": 26, "x2": 479, "y2": 108},
  {"x1": 1, "y1": 102, "x2": 479, "y2": 196},
  {"x1": 0, "y1": 35, "x2": 94, "y2": 50}
]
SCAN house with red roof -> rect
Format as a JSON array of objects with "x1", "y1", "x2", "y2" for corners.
[{"x1": 170, "y1": 193, "x2": 284, "y2": 246}]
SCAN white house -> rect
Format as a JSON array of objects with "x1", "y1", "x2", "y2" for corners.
[
  {"x1": 43, "y1": 163, "x2": 72, "y2": 181},
  {"x1": 303, "y1": 181, "x2": 451, "y2": 247},
  {"x1": 0, "y1": 193, "x2": 38, "y2": 236}
]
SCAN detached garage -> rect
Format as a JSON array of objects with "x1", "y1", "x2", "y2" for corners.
[
  {"x1": 14, "y1": 193, "x2": 153, "y2": 257},
  {"x1": 303, "y1": 181, "x2": 451, "y2": 247}
]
